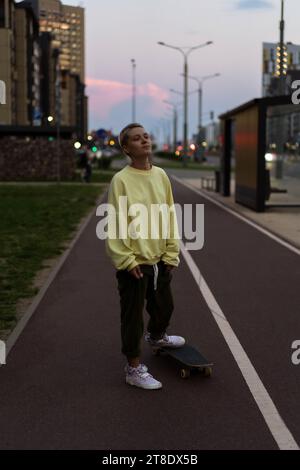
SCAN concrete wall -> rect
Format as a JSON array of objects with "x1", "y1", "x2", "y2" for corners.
[{"x1": 0, "y1": 137, "x2": 76, "y2": 180}]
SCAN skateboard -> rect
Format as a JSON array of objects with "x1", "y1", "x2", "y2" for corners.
[{"x1": 152, "y1": 343, "x2": 213, "y2": 379}]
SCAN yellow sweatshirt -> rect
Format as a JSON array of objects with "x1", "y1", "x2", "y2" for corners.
[{"x1": 105, "y1": 164, "x2": 180, "y2": 271}]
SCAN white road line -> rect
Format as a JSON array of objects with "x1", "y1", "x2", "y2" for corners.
[
  {"x1": 179, "y1": 232, "x2": 299, "y2": 450},
  {"x1": 174, "y1": 176, "x2": 299, "y2": 449},
  {"x1": 172, "y1": 176, "x2": 300, "y2": 257}
]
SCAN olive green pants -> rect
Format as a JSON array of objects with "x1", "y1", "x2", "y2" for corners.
[{"x1": 116, "y1": 260, "x2": 174, "y2": 358}]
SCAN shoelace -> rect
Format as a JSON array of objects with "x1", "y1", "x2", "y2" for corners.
[
  {"x1": 146, "y1": 332, "x2": 170, "y2": 344},
  {"x1": 155, "y1": 333, "x2": 169, "y2": 344},
  {"x1": 135, "y1": 365, "x2": 154, "y2": 379}
]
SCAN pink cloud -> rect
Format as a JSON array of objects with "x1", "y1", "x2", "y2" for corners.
[{"x1": 86, "y1": 77, "x2": 169, "y2": 120}]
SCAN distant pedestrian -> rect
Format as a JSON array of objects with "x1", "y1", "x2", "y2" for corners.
[
  {"x1": 79, "y1": 149, "x2": 92, "y2": 183},
  {"x1": 105, "y1": 123, "x2": 185, "y2": 390}
]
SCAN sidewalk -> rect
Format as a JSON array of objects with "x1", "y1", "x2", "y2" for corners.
[{"x1": 181, "y1": 176, "x2": 300, "y2": 250}]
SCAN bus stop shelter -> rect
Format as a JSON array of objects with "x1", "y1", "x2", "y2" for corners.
[{"x1": 219, "y1": 95, "x2": 293, "y2": 212}]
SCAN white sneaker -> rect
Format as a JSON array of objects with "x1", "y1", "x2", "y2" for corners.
[
  {"x1": 125, "y1": 363, "x2": 162, "y2": 390},
  {"x1": 145, "y1": 332, "x2": 185, "y2": 349}
]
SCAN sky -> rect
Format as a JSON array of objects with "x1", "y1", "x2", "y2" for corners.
[{"x1": 57, "y1": 0, "x2": 300, "y2": 138}]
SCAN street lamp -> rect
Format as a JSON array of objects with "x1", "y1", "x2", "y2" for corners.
[
  {"x1": 158, "y1": 40, "x2": 213, "y2": 166},
  {"x1": 170, "y1": 88, "x2": 198, "y2": 152},
  {"x1": 169, "y1": 89, "x2": 197, "y2": 152},
  {"x1": 278, "y1": 0, "x2": 286, "y2": 94},
  {"x1": 163, "y1": 116, "x2": 172, "y2": 149},
  {"x1": 182, "y1": 73, "x2": 220, "y2": 132},
  {"x1": 131, "y1": 58, "x2": 136, "y2": 122},
  {"x1": 163, "y1": 100, "x2": 182, "y2": 152},
  {"x1": 275, "y1": 0, "x2": 286, "y2": 179},
  {"x1": 160, "y1": 117, "x2": 174, "y2": 150}
]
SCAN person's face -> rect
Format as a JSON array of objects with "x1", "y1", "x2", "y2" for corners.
[{"x1": 123, "y1": 127, "x2": 152, "y2": 158}]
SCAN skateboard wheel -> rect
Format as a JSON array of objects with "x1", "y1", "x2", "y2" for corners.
[
  {"x1": 180, "y1": 368, "x2": 190, "y2": 379},
  {"x1": 203, "y1": 366, "x2": 212, "y2": 378}
]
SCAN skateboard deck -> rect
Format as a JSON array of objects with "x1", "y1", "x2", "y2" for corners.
[{"x1": 153, "y1": 343, "x2": 213, "y2": 379}]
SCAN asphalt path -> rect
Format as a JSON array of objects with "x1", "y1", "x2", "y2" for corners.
[{"x1": 0, "y1": 175, "x2": 299, "y2": 450}]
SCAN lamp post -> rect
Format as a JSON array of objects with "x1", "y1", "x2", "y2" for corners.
[
  {"x1": 275, "y1": 0, "x2": 287, "y2": 179},
  {"x1": 169, "y1": 88, "x2": 197, "y2": 155},
  {"x1": 182, "y1": 73, "x2": 220, "y2": 132},
  {"x1": 131, "y1": 58, "x2": 136, "y2": 122},
  {"x1": 153, "y1": 125, "x2": 161, "y2": 151},
  {"x1": 158, "y1": 40, "x2": 213, "y2": 166},
  {"x1": 164, "y1": 117, "x2": 172, "y2": 149},
  {"x1": 163, "y1": 100, "x2": 182, "y2": 152},
  {"x1": 278, "y1": 0, "x2": 286, "y2": 95}
]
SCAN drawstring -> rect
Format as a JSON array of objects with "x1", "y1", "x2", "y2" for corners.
[{"x1": 153, "y1": 263, "x2": 159, "y2": 290}]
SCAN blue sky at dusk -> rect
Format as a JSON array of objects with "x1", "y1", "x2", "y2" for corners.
[{"x1": 62, "y1": 0, "x2": 300, "y2": 137}]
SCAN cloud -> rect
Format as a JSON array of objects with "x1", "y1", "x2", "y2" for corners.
[
  {"x1": 86, "y1": 77, "x2": 169, "y2": 122},
  {"x1": 235, "y1": 0, "x2": 274, "y2": 9}
]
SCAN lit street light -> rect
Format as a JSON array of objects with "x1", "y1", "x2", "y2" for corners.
[
  {"x1": 158, "y1": 40, "x2": 213, "y2": 166},
  {"x1": 74, "y1": 141, "x2": 81, "y2": 150},
  {"x1": 278, "y1": 0, "x2": 286, "y2": 94},
  {"x1": 276, "y1": 0, "x2": 287, "y2": 179}
]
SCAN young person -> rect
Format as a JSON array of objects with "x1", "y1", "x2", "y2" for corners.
[{"x1": 105, "y1": 123, "x2": 185, "y2": 390}]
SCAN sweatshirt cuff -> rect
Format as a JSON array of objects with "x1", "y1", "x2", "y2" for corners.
[
  {"x1": 161, "y1": 255, "x2": 179, "y2": 267},
  {"x1": 126, "y1": 259, "x2": 139, "y2": 271}
]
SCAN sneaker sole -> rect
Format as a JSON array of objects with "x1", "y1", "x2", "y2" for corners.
[
  {"x1": 148, "y1": 342, "x2": 186, "y2": 349},
  {"x1": 126, "y1": 377, "x2": 162, "y2": 390}
]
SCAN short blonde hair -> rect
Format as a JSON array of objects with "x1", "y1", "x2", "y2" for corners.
[{"x1": 118, "y1": 123, "x2": 144, "y2": 151}]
